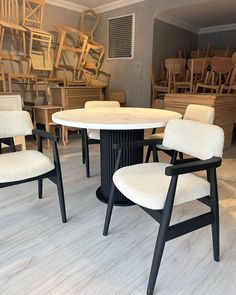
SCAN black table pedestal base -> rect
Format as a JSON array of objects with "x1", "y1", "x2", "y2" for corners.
[
  {"x1": 97, "y1": 129, "x2": 144, "y2": 206},
  {"x1": 96, "y1": 187, "x2": 135, "y2": 206}
]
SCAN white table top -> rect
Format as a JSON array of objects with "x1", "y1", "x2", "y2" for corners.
[{"x1": 52, "y1": 107, "x2": 182, "y2": 130}]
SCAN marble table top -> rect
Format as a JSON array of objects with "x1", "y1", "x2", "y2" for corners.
[{"x1": 52, "y1": 107, "x2": 182, "y2": 130}]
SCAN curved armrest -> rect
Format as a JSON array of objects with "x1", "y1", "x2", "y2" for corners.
[
  {"x1": 165, "y1": 157, "x2": 222, "y2": 176},
  {"x1": 32, "y1": 129, "x2": 58, "y2": 142}
]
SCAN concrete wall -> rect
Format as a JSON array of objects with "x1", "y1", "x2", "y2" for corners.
[
  {"x1": 152, "y1": 19, "x2": 198, "y2": 77},
  {"x1": 198, "y1": 30, "x2": 236, "y2": 52},
  {"x1": 95, "y1": 0, "x2": 207, "y2": 107},
  {"x1": 95, "y1": 1, "x2": 156, "y2": 107}
]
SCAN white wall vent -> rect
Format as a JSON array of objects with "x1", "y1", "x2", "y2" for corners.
[{"x1": 108, "y1": 14, "x2": 135, "y2": 60}]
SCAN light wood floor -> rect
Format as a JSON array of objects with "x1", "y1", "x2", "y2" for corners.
[{"x1": 0, "y1": 133, "x2": 236, "y2": 295}]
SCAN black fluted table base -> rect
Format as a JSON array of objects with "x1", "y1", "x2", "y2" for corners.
[{"x1": 96, "y1": 129, "x2": 144, "y2": 206}]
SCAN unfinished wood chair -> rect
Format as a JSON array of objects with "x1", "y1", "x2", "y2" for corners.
[
  {"x1": 0, "y1": 0, "x2": 26, "y2": 53},
  {"x1": 175, "y1": 58, "x2": 210, "y2": 93},
  {"x1": 145, "y1": 104, "x2": 215, "y2": 163},
  {"x1": 0, "y1": 58, "x2": 6, "y2": 92},
  {"x1": 82, "y1": 101, "x2": 120, "y2": 177},
  {"x1": 220, "y1": 52, "x2": 236, "y2": 94},
  {"x1": 211, "y1": 45, "x2": 231, "y2": 57},
  {"x1": 0, "y1": 110, "x2": 67, "y2": 223},
  {"x1": 103, "y1": 118, "x2": 224, "y2": 294},
  {"x1": 151, "y1": 67, "x2": 172, "y2": 100},
  {"x1": 165, "y1": 58, "x2": 186, "y2": 93},
  {"x1": 195, "y1": 56, "x2": 233, "y2": 93},
  {"x1": 0, "y1": 52, "x2": 39, "y2": 100},
  {"x1": 54, "y1": 24, "x2": 88, "y2": 85},
  {"x1": 80, "y1": 9, "x2": 99, "y2": 41},
  {"x1": 80, "y1": 41, "x2": 105, "y2": 81},
  {"x1": 191, "y1": 49, "x2": 205, "y2": 58},
  {"x1": 22, "y1": 0, "x2": 53, "y2": 88}
]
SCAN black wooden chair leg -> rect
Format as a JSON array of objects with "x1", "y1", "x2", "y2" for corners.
[
  {"x1": 210, "y1": 169, "x2": 220, "y2": 262},
  {"x1": 38, "y1": 179, "x2": 43, "y2": 199},
  {"x1": 83, "y1": 130, "x2": 90, "y2": 178},
  {"x1": 145, "y1": 145, "x2": 152, "y2": 163},
  {"x1": 152, "y1": 146, "x2": 159, "y2": 162},
  {"x1": 103, "y1": 183, "x2": 117, "y2": 236},
  {"x1": 147, "y1": 176, "x2": 177, "y2": 295},
  {"x1": 81, "y1": 129, "x2": 86, "y2": 164},
  {"x1": 56, "y1": 171, "x2": 67, "y2": 223},
  {"x1": 9, "y1": 137, "x2": 16, "y2": 152}
]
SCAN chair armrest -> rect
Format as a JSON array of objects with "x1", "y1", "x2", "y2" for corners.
[
  {"x1": 32, "y1": 129, "x2": 58, "y2": 142},
  {"x1": 165, "y1": 157, "x2": 222, "y2": 176},
  {"x1": 113, "y1": 138, "x2": 163, "y2": 149}
]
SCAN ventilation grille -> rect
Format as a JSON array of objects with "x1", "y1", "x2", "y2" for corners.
[{"x1": 108, "y1": 14, "x2": 134, "y2": 59}]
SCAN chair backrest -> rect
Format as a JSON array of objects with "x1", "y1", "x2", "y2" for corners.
[
  {"x1": 165, "y1": 58, "x2": 186, "y2": 76},
  {"x1": 0, "y1": 94, "x2": 23, "y2": 110},
  {"x1": 85, "y1": 101, "x2": 120, "y2": 109},
  {"x1": 232, "y1": 52, "x2": 236, "y2": 65},
  {"x1": 0, "y1": 53, "x2": 31, "y2": 74},
  {"x1": 0, "y1": 111, "x2": 33, "y2": 138},
  {"x1": 163, "y1": 119, "x2": 224, "y2": 160},
  {"x1": 22, "y1": 0, "x2": 45, "y2": 29},
  {"x1": 187, "y1": 58, "x2": 210, "y2": 75},
  {"x1": 80, "y1": 9, "x2": 99, "y2": 41},
  {"x1": 0, "y1": 0, "x2": 19, "y2": 24},
  {"x1": 183, "y1": 104, "x2": 214, "y2": 124},
  {"x1": 210, "y1": 56, "x2": 233, "y2": 75}
]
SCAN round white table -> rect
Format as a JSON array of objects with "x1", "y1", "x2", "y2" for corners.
[{"x1": 53, "y1": 107, "x2": 182, "y2": 205}]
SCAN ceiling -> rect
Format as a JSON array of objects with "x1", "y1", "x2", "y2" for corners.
[
  {"x1": 65, "y1": 0, "x2": 115, "y2": 8},
  {"x1": 161, "y1": 0, "x2": 236, "y2": 29},
  {"x1": 54, "y1": 0, "x2": 236, "y2": 31}
]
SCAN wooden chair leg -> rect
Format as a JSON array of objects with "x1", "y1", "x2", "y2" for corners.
[
  {"x1": 83, "y1": 130, "x2": 90, "y2": 178},
  {"x1": 9, "y1": 138, "x2": 16, "y2": 152},
  {"x1": 145, "y1": 145, "x2": 152, "y2": 163},
  {"x1": 210, "y1": 169, "x2": 220, "y2": 261},
  {"x1": 152, "y1": 146, "x2": 159, "y2": 162},
  {"x1": 147, "y1": 176, "x2": 177, "y2": 295},
  {"x1": 81, "y1": 129, "x2": 86, "y2": 164},
  {"x1": 56, "y1": 173, "x2": 67, "y2": 223},
  {"x1": 103, "y1": 182, "x2": 117, "y2": 236},
  {"x1": 38, "y1": 179, "x2": 43, "y2": 199}
]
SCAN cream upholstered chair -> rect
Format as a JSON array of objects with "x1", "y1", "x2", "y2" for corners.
[
  {"x1": 82, "y1": 101, "x2": 120, "y2": 177},
  {"x1": 0, "y1": 111, "x2": 67, "y2": 223},
  {"x1": 103, "y1": 119, "x2": 224, "y2": 295},
  {"x1": 145, "y1": 104, "x2": 215, "y2": 163}
]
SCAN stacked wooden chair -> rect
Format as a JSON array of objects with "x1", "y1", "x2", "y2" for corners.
[
  {"x1": 195, "y1": 56, "x2": 233, "y2": 93},
  {"x1": 0, "y1": 0, "x2": 26, "y2": 53}
]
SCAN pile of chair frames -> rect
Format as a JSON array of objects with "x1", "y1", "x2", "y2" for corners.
[
  {"x1": 0, "y1": 1, "x2": 108, "y2": 101},
  {"x1": 152, "y1": 46, "x2": 236, "y2": 99}
]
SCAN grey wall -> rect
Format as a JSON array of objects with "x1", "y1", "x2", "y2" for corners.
[
  {"x1": 44, "y1": 4, "x2": 81, "y2": 33},
  {"x1": 152, "y1": 19, "x2": 198, "y2": 77},
  {"x1": 95, "y1": 1, "x2": 156, "y2": 107},
  {"x1": 198, "y1": 30, "x2": 236, "y2": 52},
  {"x1": 95, "y1": 0, "x2": 205, "y2": 107}
]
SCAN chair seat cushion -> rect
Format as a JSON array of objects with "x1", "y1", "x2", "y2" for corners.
[
  {"x1": 113, "y1": 162, "x2": 210, "y2": 210},
  {"x1": 87, "y1": 129, "x2": 100, "y2": 140},
  {"x1": 0, "y1": 150, "x2": 55, "y2": 183}
]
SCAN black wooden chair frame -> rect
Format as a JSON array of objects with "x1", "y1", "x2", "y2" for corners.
[
  {"x1": 103, "y1": 139, "x2": 222, "y2": 295},
  {"x1": 0, "y1": 129, "x2": 67, "y2": 223},
  {"x1": 81, "y1": 128, "x2": 100, "y2": 177}
]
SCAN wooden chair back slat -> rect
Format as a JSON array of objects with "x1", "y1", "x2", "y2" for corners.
[{"x1": 0, "y1": 0, "x2": 19, "y2": 24}]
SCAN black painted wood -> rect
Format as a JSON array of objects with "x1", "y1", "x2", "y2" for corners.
[{"x1": 99, "y1": 129, "x2": 144, "y2": 206}]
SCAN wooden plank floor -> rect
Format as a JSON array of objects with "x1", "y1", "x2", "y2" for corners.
[{"x1": 0, "y1": 133, "x2": 236, "y2": 295}]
